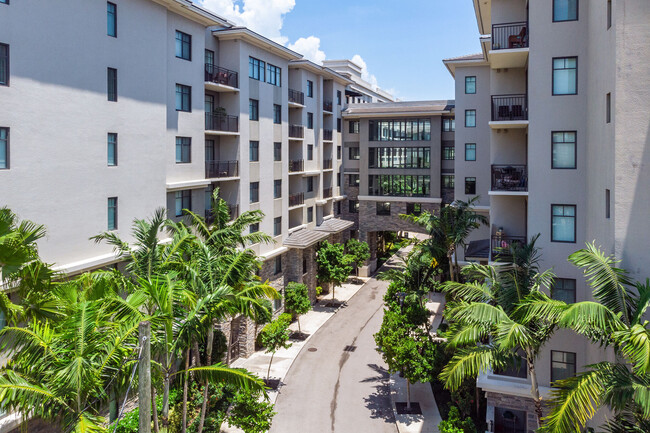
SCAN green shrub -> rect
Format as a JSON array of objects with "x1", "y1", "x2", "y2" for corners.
[
  {"x1": 315, "y1": 286, "x2": 323, "y2": 296},
  {"x1": 438, "y1": 406, "x2": 477, "y2": 433}
]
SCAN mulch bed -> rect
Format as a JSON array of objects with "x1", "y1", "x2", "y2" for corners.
[
  {"x1": 289, "y1": 331, "x2": 310, "y2": 341},
  {"x1": 263, "y1": 378, "x2": 281, "y2": 390},
  {"x1": 395, "y1": 402, "x2": 422, "y2": 415}
]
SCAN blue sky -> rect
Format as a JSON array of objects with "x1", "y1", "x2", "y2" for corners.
[{"x1": 199, "y1": 0, "x2": 481, "y2": 101}]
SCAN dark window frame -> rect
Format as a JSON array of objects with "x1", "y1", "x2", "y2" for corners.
[
  {"x1": 349, "y1": 147, "x2": 360, "y2": 160},
  {"x1": 307, "y1": 112, "x2": 314, "y2": 129},
  {"x1": 465, "y1": 177, "x2": 477, "y2": 195},
  {"x1": 273, "y1": 104, "x2": 282, "y2": 124},
  {"x1": 552, "y1": 56, "x2": 578, "y2": 96},
  {"x1": 406, "y1": 203, "x2": 422, "y2": 215},
  {"x1": 551, "y1": 204, "x2": 577, "y2": 243},
  {"x1": 465, "y1": 143, "x2": 477, "y2": 161},
  {"x1": 551, "y1": 131, "x2": 577, "y2": 169},
  {"x1": 465, "y1": 76, "x2": 476, "y2": 94},
  {"x1": 249, "y1": 99, "x2": 259, "y2": 121},
  {"x1": 107, "y1": 132, "x2": 118, "y2": 166},
  {"x1": 348, "y1": 174, "x2": 360, "y2": 187},
  {"x1": 607, "y1": 0, "x2": 612, "y2": 29},
  {"x1": 337, "y1": 118, "x2": 342, "y2": 133},
  {"x1": 441, "y1": 174, "x2": 455, "y2": 189},
  {"x1": 266, "y1": 63, "x2": 282, "y2": 86},
  {"x1": 307, "y1": 144, "x2": 313, "y2": 161},
  {"x1": 175, "y1": 190, "x2": 192, "y2": 217},
  {"x1": 606, "y1": 92, "x2": 612, "y2": 123},
  {"x1": 175, "y1": 137, "x2": 191, "y2": 163},
  {"x1": 442, "y1": 118, "x2": 455, "y2": 132},
  {"x1": 337, "y1": 90, "x2": 342, "y2": 105},
  {"x1": 307, "y1": 206, "x2": 314, "y2": 223},
  {"x1": 349, "y1": 199, "x2": 359, "y2": 214},
  {"x1": 306, "y1": 176, "x2": 314, "y2": 192},
  {"x1": 107, "y1": 197, "x2": 118, "y2": 230},
  {"x1": 250, "y1": 182, "x2": 259, "y2": 203},
  {"x1": 307, "y1": 80, "x2": 313, "y2": 98},
  {"x1": 349, "y1": 120, "x2": 360, "y2": 134},
  {"x1": 107, "y1": 67, "x2": 118, "y2": 102},
  {"x1": 273, "y1": 217, "x2": 282, "y2": 237},
  {"x1": 551, "y1": 350, "x2": 577, "y2": 383},
  {"x1": 175, "y1": 30, "x2": 192, "y2": 61},
  {"x1": 248, "y1": 57, "x2": 265, "y2": 81},
  {"x1": 0, "y1": 43, "x2": 8, "y2": 86},
  {"x1": 376, "y1": 202, "x2": 391, "y2": 216},
  {"x1": 552, "y1": 278, "x2": 577, "y2": 303},
  {"x1": 175, "y1": 84, "x2": 191, "y2": 112},
  {"x1": 274, "y1": 142, "x2": 282, "y2": 161},
  {"x1": 606, "y1": 189, "x2": 611, "y2": 219},
  {"x1": 274, "y1": 255, "x2": 282, "y2": 274},
  {"x1": 465, "y1": 110, "x2": 476, "y2": 127},
  {"x1": 553, "y1": 0, "x2": 579, "y2": 22},
  {"x1": 249, "y1": 141, "x2": 259, "y2": 162},
  {"x1": 0, "y1": 127, "x2": 9, "y2": 170},
  {"x1": 107, "y1": 2, "x2": 117, "y2": 37},
  {"x1": 442, "y1": 146, "x2": 455, "y2": 161},
  {"x1": 274, "y1": 179, "x2": 282, "y2": 199}
]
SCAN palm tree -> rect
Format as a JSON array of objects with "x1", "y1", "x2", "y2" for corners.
[{"x1": 0, "y1": 207, "x2": 46, "y2": 281}]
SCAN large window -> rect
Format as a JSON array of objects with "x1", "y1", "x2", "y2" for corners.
[
  {"x1": 368, "y1": 175, "x2": 430, "y2": 197},
  {"x1": 274, "y1": 255, "x2": 282, "y2": 274},
  {"x1": 176, "y1": 84, "x2": 191, "y2": 111},
  {"x1": 0, "y1": 127, "x2": 8, "y2": 169},
  {"x1": 107, "y1": 2, "x2": 117, "y2": 37},
  {"x1": 348, "y1": 174, "x2": 360, "y2": 187},
  {"x1": 368, "y1": 147, "x2": 430, "y2": 169},
  {"x1": 249, "y1": 99, "x2": 259, "y2": 121},
  {"x1": 273, "y1": 104, "x2": 281, "y2": 124},
  {"x1": 349, "y1": 200, "x2": 359, "y2": 213},
  {"x1": 307, "y1": 80, "x2": 313, "y2": 97},
  {"x1": 442, "y1": 118, "x2": 455, "y2": 132},
  {"x1": 552, "y1": 131, "x2": 576, "y2": 169},
  {"x1": 250, "y1": 182, "x2": 259, "y2": 203},
  {"x1": 553, "y1": 0, "x2": 578, "y2": 22},
  {"x1": 442, "y1": 145, "x2": 455, "y2": 161},
  {"x1": 349, "y1": 120, "x2": 360, "y2": 134},
  {"x1": 406, "y1": 203, "x2": 422, "y2": 215},
  {"x1": 175, "y1": 190, "x2": 191, "y2": 217},
  {"x1": 274, "y1": 142, "x2": 282, "y2": 161},
  {"x1": 465, "y1": 110, "x2": 476, "y2": 127},
  {"x1": 249, "y1": 57, "x2": 265, "y2": 81},
  {"x1": 274, "y1": 179, "x2": 282, "y2": 199},
  {"x1": 267, "y1": 63, "x2": 281, "y2": 86},
  {"x1": 465, "y1": 177, "x2": 477, "y2": 195},
  {"x1": 307, "y1": 144, "x2": 313, "y2": 161},
  {"x1": 465, "y1": 76, "x2": 476, "y2": 94},
  {"x1": 175, "y1": 31, "x2": 191, "y2": 61},
  {"x1": 553, "y1": 57, "x2": 578, "y2": 95},
  {"x1": 107, "y1": 133, "x2": 117, "y2": 166},
  {"x1": 249, "y1": 141, "x2": 259, "y2": 162},
  {"x1": 107, "y1": 68, "x2": 117, "y2": 101},
  {"x1": 337, "y1": 118, "x2": 342, "y2": 133},
  {"x1": 306, "y1": 177, "x2": 314, "y2": 192},
  {"x1": 205, "y1": 49, "x2": 214, "y2": 66},
  {"x1": 465, "y1": 143, "x2": 476, "y2": 161},
  {"x1": 551, "y1": 351, "x2": 576, "y2": 383},
  {"x1": 273, "y1": 217, "x2": 282, "y2": 236},
  {"x1": 376, "y1": 202, "x2": 391, "y2": 216},
  {"x1": 442, "y1": 174, "x2": 455, "y2": 189},
  {"x1": 551, "y1": 204, "x2": 576, "y2": 243},
  {"x1": 349, "y1": 147, "x2": 360, "y2": 160},
  {"x1": 369, "y1": 119, "x2": 431, "y2": 141},
  {"x1": 307, "y1": 112, "x2": 314, "y2": 129},
  {"x1": 107, "y1": 197, "x2": 118, "y2": 230},
  {"x1": 176, "y1": 137, "x2": 191, "y2": 163},
  {"x1": 552, "y1": 278, "x2": 576, "y2": 303}
]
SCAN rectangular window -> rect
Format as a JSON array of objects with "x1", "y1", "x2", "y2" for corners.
[
  {"x1": 349, "y1": 147, "x2": 360, "y2": 160},
  {"x1": 442, "y1": 146, "x2": 455, "y2": 160},
  {"x1": 250, "y1": 222, "x2": 259, "y2": 234},
  {"x1": 349, "y1": 174, "x2": 360, "y2": 187},
  {"x1": 406, "y1": 203, "x2": 422, "y2": 215},
  {"x1": 248, "y1": 57, "x2": 265, "y2": 81},
  {"x1": 175, "y1": 30, "x2": 192, "y2": 61},
  {"x1": 249, "y1": 99, "x2": 259, "y2": 121},
  {"x1": 249, "y1": 141, "x2": 259, "y2": 162},
  {"x1": 0, "y1": 127, "x2": 8, "y2": 169},
  {"x1": 465, "y1": 110, "x2": 476, "y2": 127},
  {"x1": 368, "y1": 147, "x2": 431, "y2": 169},
  {"x1": 553, "y1": 57, "x2": 578, "y2": 95},
  {"x1": 205, "y1": 49, "x2": 214, "y2": 66},
  {"x1": 250, "y1": 182, "x2": 259, "y2": 203},
  {"x1": 551, "y1": 351, "x2": 576, "y2": 383},
  {"x1": 368, "y1": 175, "x2": 431, "y2": 197},
  {"x1": 274, "y1": 255, "x2": 282, "y2": 274},
  {"x1": 552, "y1": 131, "x2": 577, "y2": 169},
  {"x1": 267, "y1": 63, "x2": 281, "y2": 86},
  {"x1": 442, "y1": 175, "x2": 455, "y2": 189},
  {"x1": 553, "y1": 0, "x2": 578, "y2": 22},
  {"x1": 176, "y1": 84, "x2": 191, "y2": 111},
  {"x1": 606, "y1": 93, "x2": 611, "y2": 123},
  {"x1": 337, "y1": 146, "x2": 342, "y2": 160},
  {"x1": 307, "y1": 112, "x2": 314, "y2": 129},
  {"x1": 370, "y1": 119, "x2": 432, "y2": 141},
  {"x1": 337, "y1": 90, "x2": 342, "y2": 105},
  {"x1": 306, "y1": 176, "x2": 314, "y2": 192},
  {"x1": 465, "y1": 76, "x2": 476, "y2": 94},
  {"x1": 307, "y1": 144, "x2": 313, "y2": 161},
  {"x1": 274, "y1": 217, "x2": 282, "y2": 236},
  {"x1": 307, "y1": 80, "x2": 313, "y2": 97},
  {"x1": 175, "y1": 137, "x2": 191, "y2": 163},
  {"x1": 349, "y1": 200, "x2": 359, "y2": 213},
  {"x1": 273, "y1": 104, "x2": 282, "y2": 124},
  {"x1": 606, "y1": 189, "x2": 611, "y2": 219},
  {"x1": 307, "y1": 206, "x2": 314, "y2": 223},
  {"x1": 442, "y1": 118, "x2": 455, "y2": 132},
  {"x1": 107, "y1": 2, "x2": 117, "y2": 37},
  {"x1": 551, "y1": 204, "x2": 576, "y2": 243},
  {"x1": 274, "y1": 179, "x2": 282, "y2": 199},
  {"x1": 376, "y1": 202, "x2": 391, "y2": 216},
  {"x1": 465, "y1": 177, "x2": 477, "y2": 195},
  {"x1": 175, "y1": 190, "x2": 191, "y2": 217},
  {"x1": 107, "y1": 133, "x2": 118, "y2": 166},
  {"x1": 552, "y1": 278, "x2": 576, "y2": 303},
  {"x1": 107, "y1": 67, "x2": 117, "y2": 101},
  {"x1": 0, "y1": 43, "x2": 7, "y2": 87},
  {"x1": 465, "y1": 143, "x2": 476, "y2": 161},
  {"x1": 337, "y1": 118, "x2": 342, "y2": 132},
  {"x1": 607, "y1": 0, "x2": 612, "y2": 29},
  {"x1": 349, "y1": 121, "x2": 360, "y2": 134},
  {"x1": 274, "y1": 142, "x2": 282, "y2": 161},
  {"x1": 107, "y1": 197, "x2": 118, "y2": 230}
]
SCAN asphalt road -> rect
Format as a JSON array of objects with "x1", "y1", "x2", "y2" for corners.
[{"x1": 270, "y1": 259, "x2": 400, "y2": 433}]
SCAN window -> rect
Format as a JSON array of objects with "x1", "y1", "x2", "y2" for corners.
[
  {"x1": 273, "y1": 104, "x2": 281, "y2": 124},
  {"x1": 307, "y1": 80, "x2": 313, "y2": 98},
  {"x1": 267, "y1": 63, "x2": 281, "y2": 86},
  {"x1": 606, "y1": 189, "x2": 611, "y2": 219},
  {"x1": 107, "y1": 2, "x2": 117, "y2": 37},
  {"x1": 442, "y1": 146, "x2": 455, "y2": 160},
  {"x1": 336, "y1": 201, "x2": 341, "y2": 215},
  {"x1": 442, "y1": 175, "x2": 455, "y2": 189},
  {"x1": 349, "y1": 200, "x2": 359, "y2": 213},
  {"x1": 307, "y1": 144, "x2": 313, "y2": 161},
  {"x1": 274, "y1": 255, "x2": 282, "y2": 274},
  {"x1": 175, "y1": 137, "x2": 191, "y2": 163},
  {"x1": 337, "y1": 146, "x2": 342, "y2": 160},
  {"x1": 248, "y1": 57, "x2": 265, "y2": 81},
  {"x1": 465, "y1": 143, "x2": 476, "y2": 161},
  {"x1": 551, "y1": 205, "x2": 576, "y2": 243},
  {"x1": 274, "y1": 179, "x2": 282, "y2": 199},
  {"x1": 376, "y1": 202, "x2": 391, "y2": 216},
  {"x1": 606, "y1": 93, "x2": 611, "y2": 123},
  {"x1": 107, "y1": 68, "x2": 117, "y2": 101},
  {"x1": 465, "y1": 110, "x2": 476, "y2": 127},
  {"x1": 337, "y1": 90, "x2": 342, "y2": 105},
  {"x1": 107, "y1": 197, "x2": 118, "y2": 230},
  {"x1": 307, "y1": 112, "x2": 314, "y2": 129},
  {"x1": 349, "y1": 147, "x2": 360, "y2": 160},
  {"x1": 274, "y1": 217, "x2": 282, "y2": 236},
  {"x1": 249, "y1": 99, "x2": 259, "y2": 121},
  {"x1": 465, "y1": 177, "x2": 477, "y2": 195},
  {"x1": 250, "y1": 182, "x2": 259, "y2": 203},
  {"x1": 553, "y1": 57, "x2": 578, "y2": 95},
  {"x1": 349, "y1": 174, "x2": 360, "y2": 187},
  {"x1": 175, "y1": 31, "x2": 191, "y2": 61},
  {"x1": 205, "y1": 49, "x2": 214, "y2": 66},
  {"x1": 368, "y1": 147, "x2": 431, "y2": 169},
  {"x1": 607, "y1": 0, "x2": 612, "y2": 29},
  {"x1": 250, "y1": 223, "x2": 259, "y2": 234},
  {"x1": 369, "y1": 119, "x2": 432, "y2": 141},
  {"x1": 0, "y1": 44, "x2": 7, "y2": 87},
  {"x1": 249, "y1": 141, "x2": 259, "y2": 162},
  {"x1": 552, "y1": 131, "x2": 577, "y2": 169},
  {"x1": 465, "y1": 76, "x2": 476, "y2": 94},
  {"x1": 307, "y1": 206, "x2": 314, "y2": 223},
  {"x1": 551, "y1": 351, "x2": 576, "y2": 383},
  {"x1": 306, "y1": 177, "x2": 314, "y2": 192},
  {"x1": 553, "y1": 0, "x2": 578, "y2": 22},
  {"x1": 552, "y1": 278, "x2": 576, "y2": 303},
  {"x1": 0, "y1": 127, "x2": 8, "y2": 169},
  {"x1": 349, "y1": 121, "x2": 360, "y2": 134},
  {"x1": 176, "y1": 84, "x2": 191, "y2": 111},
  {"x1": 442, "y1": 118, "x2": 455, "y2": 132},
  {"x1": 369, "y1": 175, "x2": 431, "y2": 197},
  {"x1": 337, "y1": 118, "x2": 342, "y2": 133},
  {"x1": 274, "y1": 142, "x2": 282, "y2": 161},
  {"x1": 175, "y1": 190, "x2": 191, "y2": 217},
  {"x1": 107, "y1": 133, "x2": 117, "y2": 166},
  {"x1": 406, "y1": 203, "x2": 422, "y2": 215}
]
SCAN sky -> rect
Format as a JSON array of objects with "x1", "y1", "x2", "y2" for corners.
[{"x1": 197, "y1": 0, "x2": 481, "y2": 101}]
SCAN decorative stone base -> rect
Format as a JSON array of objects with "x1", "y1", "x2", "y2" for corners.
[{"x1": 485, "y1": 391, "x2": 540, "y2": 433}]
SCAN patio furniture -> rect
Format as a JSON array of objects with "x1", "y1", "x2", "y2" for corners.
[{"x1": 508, "y1": 27, "x2": 527, "y2": 48}]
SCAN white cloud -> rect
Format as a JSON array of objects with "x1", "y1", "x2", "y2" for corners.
[
  {"x1": 288, "y1": 36, "x2": 326, "y2": 64},
  {"x1": 351, "y1": 54, "x2": 378, "y2": 90}
]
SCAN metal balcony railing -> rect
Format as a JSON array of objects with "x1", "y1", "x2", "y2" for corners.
[
  {"x1": 288, "y1": 89, "x2": 305, "y2": 105},
  {"x1": 323, "y1": 159, "x2": 333, "y2": 170},
  {"x1": 491, "y1": 165, "x2": 528, "y2": 192},
  {"x1": 289, "y1": 124, "x2": 304, "y2": 139},
  {"x1": 289, "y1": 159, "x2": 304, "y2": 173},
  {"x1": 205, "y1": 160, "x2": 238, "y2": 179},
  {"x1": 491, "y1": 235, "x2": 527, "y2": 261},
  {"x1": 205, "y1": 113, "x2": 239, "y2": 132},
  {"x1": 491, "y1": 95, "x2": 528, "y2": 121},
  {"x1": 323, "y1": 129, "x2": 333, "y2": 141},
  {"x1": 323, "y1": 101, "x2": 333, "y2": 112},
  {"x1": 323, "y1": 187, "x2": 333, "y2": 198},
  {"x1": 289, "y1": 192, "x2": 305, "y2": 207},
  {"x1": 204, "y1": 64, "x2": 239, "y2": 88},
  {"x1": 492, "y1": 22, "x2": 528, "y2": 50}
]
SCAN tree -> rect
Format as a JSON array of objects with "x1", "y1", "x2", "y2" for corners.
[
  {"x1": 226, "y1": 388, "x2": 276, "y2": 433},
  {"x1": 259, "y1": 317, "x2": 292, "y2": 380},
  {"x1": 284, "y1": 282, "x2": 312, "y2": 333},
  {"x1": 316, "y1": 241, "x2": 352, "y2": 301},
  {"x1": 346, "y1": 238, "x2": 370, "y2": 276},
  {"x1": 438, "y1": 406, "x2": 477, "y2": 433},
  {"x1": 0, "y1": 206, "x2": 46, "y2": 281}
]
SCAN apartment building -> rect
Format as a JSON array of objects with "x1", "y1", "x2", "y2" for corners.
[{"x1": 444, "y1": 0, "x2": 650, "y2": 431}]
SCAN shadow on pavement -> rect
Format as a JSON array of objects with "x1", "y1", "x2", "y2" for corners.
[{"x1": 362, "y1": 363, "x2": 396, "y2": 424}]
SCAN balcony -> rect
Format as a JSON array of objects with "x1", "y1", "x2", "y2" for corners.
[
  {"x1": 491, "y1": 235, "x2": 527, "y2": 262},
  {"x1": 205, "y1": 113, "x2": 239, "y2": 135},
  {"x1": 490, "y1": 95, "x2": 528, "y2": 129},
  {"x1": 323, "y1": 129, "x2": 333, "y2": 141},
  {"x1": 323, "y1": 159, "x2": 333, "y2": 170},
  {"x1": 289, "y1": 124, "x2": 304, "y2": 139},
  {"x1": 288, "y1": 89, "x2": 305, "y2": 106},
  {"x1": 204, "y1": 64, "x2": 239, "y2": 91},
  {"x1": 205, "y1": 160, "x2": 239, "y2": 179},
  {"x1": 323, "y1": 101, "x2": 333, "y2": 113},
  {"x1": 205, "y1": 204, "x2": 239, "y2": 224},
  {"x1": 289, "y1": 192, "x2": 305, "y2": 207},
  {"x1": 490, "y1": 165, "x2": 528, "y2": 194},
  {"x1": 289, "y1": 159, "x2": 304, "y2": 173},
  {"x1": 490, "y1": 22, "x2": 529, "y2": 69},
  {"x1": 323, "y1": 187, "x2": 333, "y2": 199}
]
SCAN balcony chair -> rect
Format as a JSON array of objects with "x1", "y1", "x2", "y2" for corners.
[
  {"x1": 508, "y1": 27, "x2": 527, "y2": 49},
  {"x1": 511, "y1": 104, "x2": 524, "y2": 119},
  {"x1": 498, "y1": 105, "x2": 510, "y2": 120}
]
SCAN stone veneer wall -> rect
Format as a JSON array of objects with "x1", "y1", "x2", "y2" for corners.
[
  {"x1": 485, "y1": 391, "x2": 541, "y2": 433},
  {"x1": 358, "y1": 201, "x2": 439, "y2": 236}
]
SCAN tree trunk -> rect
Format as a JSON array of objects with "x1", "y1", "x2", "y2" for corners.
[
  {"x1": 161, "y1": 350, "x2": 171, "y2": 427},
  {"x1": 448, "y1": 253, "x2": 455, "y2": 282},
  {"x1": 109, "y1": 385, "x2": 117, "y2": 422},
  {"x1": 297, "y1": 316, "x2": 301, "y2": 333},
  {"x1": 152, "y1": 384, "x2": 159, "y2": 433},
  {"x1": 182, "y1": 348, "x2": 190, "y2": 433},
  {"x1": 198, "y1": 324, "x2": 214, "y2": 433},
  {"x1": 406, "y1": 380, "x2": 411, "y2": 410},
  {"x1": 332, "y1": 283, "x2": 336, "y2": 301},
  {"x1": 526, "y1": 353, "x2": 544, "y2": 428},
  {"x1": 453, "y1": 245, "x2": 460, "y2": 282},
  {"x1": 267, "y1": 352, "x2": 275, "y2": 380}
]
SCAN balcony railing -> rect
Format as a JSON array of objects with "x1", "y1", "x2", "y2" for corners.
[
  {"x1": 204, "y1": 64, "x2": 239, "y2": 88},
  {"x1": 206, "y1": 160, "x2": 239, "y2": 179},
  {"x1": 205, "y1": 113, "x2": 239, "y2": 133},
  {"x1": 289, "y1": 124, "x2": 304, "y2": 139},
  {"x1": 289, "y1": 159, "x2": 304, "y2": 173},
  {"x1": 492, "y1": 22, "x2": 528, "y2": 50},
  {"x1": 491, "y1": 165, "x2": 528, "y2": 192},
  {"x1": 323, "y1": 159, "x2": 333, "y2": 170},
  {"x1": 491, "y1": 95, "x2": 528, "y2": 121},
  {"x1": 323, "y1": 129, "x2": 333, "y2": 141},
  {"x1": 323, "y1": 187, "x2": 333, "y2": 198},
  {"x1": 323, "y1": 101, "x2": 333, "y2": 112},
  {"x1": 492, "y1": 235, "x2": 527, "y2": 260},
  {"x1": 289, "y1": 192, "x2": 305, "y2": 207},
  {"x1": 288, "y1": 89, "x2": 305, "y2": 105}
]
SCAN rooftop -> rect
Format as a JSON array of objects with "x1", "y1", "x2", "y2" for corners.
[{"x1": 343, "y1": 100, "x2": 455, "y2": 117}]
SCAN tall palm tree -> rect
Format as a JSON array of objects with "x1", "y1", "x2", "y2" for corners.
[{"x1": 0, "y1": 206, "x2": 46, "y2": 281}]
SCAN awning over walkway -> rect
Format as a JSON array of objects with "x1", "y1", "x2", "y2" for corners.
[
  {"x1": 464, "y1": 238, "x2": 490, "y2": 260},
  {"x1": 313, "y1": 218, "x2": 355, "y2": 234},
  {"x1": 283, "y1": 229, "x2": 330, "y2": 249}
]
